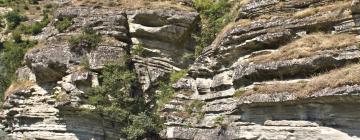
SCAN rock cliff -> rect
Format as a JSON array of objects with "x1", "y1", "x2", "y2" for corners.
[
  {"x1": 161, "y1": 0, "x2": 360, "y2": 140},
  {"x1": 0, "y1": 1, "x2": 198, "y2": 139},
  {"x1": 1, "y1": 0, "x2": 360, "y2": 140}
]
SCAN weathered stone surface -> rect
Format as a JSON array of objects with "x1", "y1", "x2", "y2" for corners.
[
  {"x1": 128, "y1": 9, "x2": 198, "y2": 91},
  {"x1": 2, "y1": 74, "x2": 122, "y2": 139},
  {"x1": 89, "y1": 46, "x2": 127, "y2": 70},
  {"x1": 163, "y1": 125, "x2": 358, "y2": 140},
  {"x1": 161, "y1": 0, "x2": 360, "y2": 139},
  {"x1": 3, "y1": 0, "x2": 360, "y2": 139},
  {"x1": 1, "y1": 4, "x2": 199, "y2": 139},
  {"x1": 25, "y1": 45, "x2": 73, "y2": 83}
]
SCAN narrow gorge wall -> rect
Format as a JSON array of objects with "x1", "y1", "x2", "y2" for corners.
[
  {"x1": 1, "y1": 0, "x2": 360, "y2": 140},
  {"x1": 0, "y1": 2, "x2": 198, "y2": 139},
  {"x1": 161, "y1": 0, "x2": 360, "y2": 140}
]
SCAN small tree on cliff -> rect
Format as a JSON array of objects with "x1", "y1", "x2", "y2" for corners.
[{"x1": 86, "y1": 62, "x2": 162, "y2": 140}]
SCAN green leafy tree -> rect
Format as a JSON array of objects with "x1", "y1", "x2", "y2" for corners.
[
  {"x1": 122, "y1": 112, "x2": 162, "y2": 140},
  {"x1": 86, "y1": 63, "x2": 162, "y2": 140},
  {"x1": 0, "y1": 35, "x2": 36, "y2": 99}
]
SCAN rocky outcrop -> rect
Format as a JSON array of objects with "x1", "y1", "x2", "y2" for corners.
[
  {"x1": 161, "y1": 0, "x2": 360, "y2": 139},
  {"x1": 2, "y1": 0, "x2": 360, "y2": 139},
  {"x1": 1, "y1": 3, "x2": 198, "y2": 139},
  {"x1": 128, "y1": 9, "x2": 198, "y2": 91}
]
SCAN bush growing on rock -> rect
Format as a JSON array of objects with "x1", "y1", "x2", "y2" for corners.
[
  {"x1": 155, "y1": 82, "x2": 175, "y2": 110},
  {"x1": 55, "y1": 16, "x2": 72, "y2": 32},
  {"x1": 186, "y1": 100, "x2": 205, "y2": 115},
  {"x1": 86, "y1": 63, "x2": 162, "y2": 140},
  {"x1": 214, "y1": 115, "x2": 225, "y2": 125},
  {"x1": 0, "y1": 36, "x2": 36, "y2": 100},
  {"x1": 19, "y1": 15, "x2": 49, "y2": 35},
  {"x1": 170, "y1": 69, "x2": 188, "y2": 84},
  {"x1": 68, "y1": 28, "x2": 101, "y2": 51},
  {"x1": 181, "y1": 52, "x2": 195, "y2": 65},
  {"x1": 131, "y1": 44, "x2": 146, "y2": 56},
  {"x1": 4, "y1": 11, "x2": 27, "y2": 30},
  {"x1": 122, "y1": 112, "x2": 163, "y2": 140},
  {"x1": 193, "y1": 0, "x2": 234, "y2": 57}
]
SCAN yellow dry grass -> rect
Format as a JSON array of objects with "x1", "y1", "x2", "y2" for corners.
[
  {"x1": 293, "y1": 0, "x2": 351, "y2": 19},
  {"x1": 69, "y1": 0, "x2": 194, "y2": 11},
  {"x1": 248, "y1": 33, "x2": 359, "y2": 63},
  {"x1": 212, "y1": 19, "x2": 252, "y2": 47},
  {"x1": 241, "y1": 64, "x2": 360, "y2": 98},
  {"x1": 4, "y1": 80, "x2": 35, "y2": 99},
  {"x1": 240, "y1": 0, "x2": 251, "y2": 5}
]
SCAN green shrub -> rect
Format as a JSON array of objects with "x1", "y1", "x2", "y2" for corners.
[
  {"x1": 181, "y1": 52, "x2": 195, "y2": 65},
  {"x1": 122, "y1": 113, "x2": 162, "y2": 140},
  {"x1": 55, "y1": 17, "x2": 72, "y2": 32},
  {"x1": 19, "y1": 15, "x2": 49, "y2": 35},
  {"x1": 214, "y1": 115, "x2": 225, "y2": 125},
  {"x1": 4, "y1": 11, "x2": 26, "y2": 30},
  {"x1": 234, "y1": 88, "x2": 246, "y2": 98},
  {"x1": 195, "y1": 45, "x2": 204, "y2": 57},
  {"x1": 26, "y1": 23, "x2": 42, "y2": 35},
  {"x1": 11, "y1": 30, "x2": 22, "y2": 43},
  {"x1": 193, "y1": 0, "x2": 234, "y2": 57},
  {"x1": 29, "y1": 0, "x2": 39, "y2": 4},
  {"x1": 155, "y1": 82, "x2": 175, "y2": 110},
  {"x1": 86, "y1": 63, "x2": 162, "y2": 140},
  {"x1": 44, "y1": 3, "x2": 52, "y2": 9},
  {"x1": 68, "y1": 28, "x2": 101, "y2": 50},
  {"x1": 186, "y1": 100, "x2": 205, "y2": 114},
  {"x1": 131, "y1": 44, "x2": 146, "y2": 56},
  {"x1": 170, "y1": 69, "x2": 188, "y2": 84},
  {"x1": 0, "y1": 37, "x2": 36, "y2": 100},
  {"x1": 79, "y1": 56, "x2": 90, "y2": 70}
]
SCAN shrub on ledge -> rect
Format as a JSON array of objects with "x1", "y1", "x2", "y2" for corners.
[{"x1": 68, "y1": 28, "x2": 101, "y2": 51}]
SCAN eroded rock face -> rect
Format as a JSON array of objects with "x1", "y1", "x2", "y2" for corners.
[
  {"x1": 128, "y1": 9, "x2": 198, "y2": 91},
  {"x1": 3, "y1": 0, "x2": 360, "y2": 139},
  {"x1": 1, "y1": 4, "x2": 198, "y2": 140},
  {"x1": 161, "y1": 0, "x2": 360, "y2": 139}
]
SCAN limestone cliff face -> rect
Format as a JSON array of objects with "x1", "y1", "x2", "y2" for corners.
[
  {"x1": 0, "y1": 2, "x2": 198, "y2": 139},
  {"x1": 161, "y1": 0, "x2": 360, "y2": 139},
  {"x1": 2, "y1": 0, "x2": 360, "y2": 140}
]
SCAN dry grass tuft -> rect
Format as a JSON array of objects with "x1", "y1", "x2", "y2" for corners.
[
  {"x1": 241, "y1": 64, "x2": 360, "y2": 98},
  {"x1": 70, "y1": 0, "x2": 194, "y2": 11},
  {"x1": 4, "y1": 80, "x2": 35, "y2": 99},
  {"x1": 293, "y1": 1, "x2": 351, "y2": 19},
  {"x1": 240, "y1": 0, "x2": 251, "y2": 5},
  {"x1": 212, "y1": 19, "x2": 252, "y2": 47},
  {"x1": 248, "y1": 33, "x2": 359, "y2": 63}
]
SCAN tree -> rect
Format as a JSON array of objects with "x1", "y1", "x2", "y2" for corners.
[{"x1": 86, "y1": 63, "x2": 162, "y2": 140}]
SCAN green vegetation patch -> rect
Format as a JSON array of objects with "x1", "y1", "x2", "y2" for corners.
[
  {"x1": 69, "y1": 28, "x2": 101, "y2": 50},
  {"x1": 193, "y1": 0, "x2": 234, "y2": 57},
  {"x1": 3, "y1": 11, "x2": 27, "y2": 30},
  {"x1": 234, "y1": 88, "x2": 246, "y2": 98},
  {"x1": 155, "y1": 82, "x2": 175, "y2": 110},
  {"x1": 214, "y1": 115, "x2": 225, "y2": 125},
  {"x1": 86, "y1": 63, "x2": 162, "y2": 140},
  {"x1": 170, "y1": 69, "x2": 188, "y2": 84},
  {"x1": 55, "y1": 17, "x2": 73, "y2": 32},
  {"x1": 0, "y1": 33, "x2": 37, "y2": 100},
  {"x1": 131, "y1": 44, "x2": 146, "y2": 56},
  {"x1": 17, "y1": 15, "x2": 50, "y2": 35},
  {"x1": 186, "y1": 100, "x2": 205, "y2": 115}
]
